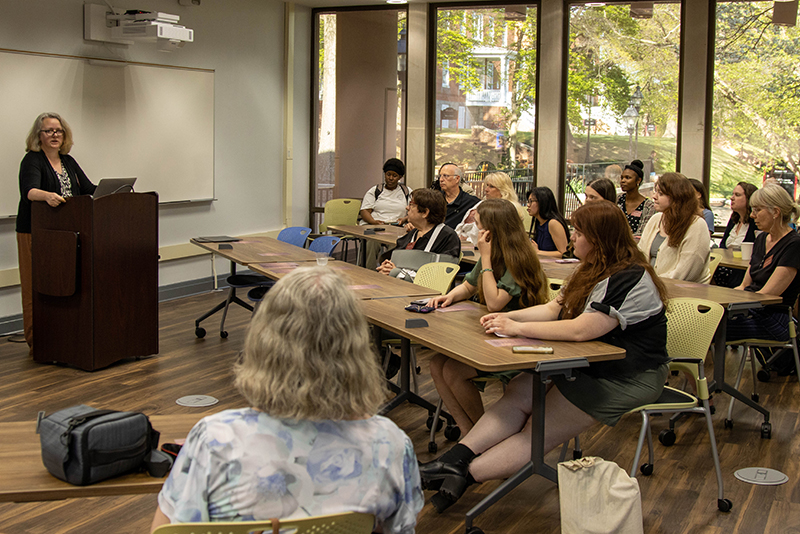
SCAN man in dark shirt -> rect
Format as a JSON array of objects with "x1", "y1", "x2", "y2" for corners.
[{"x1": 439, "y1": 163, "x2": 480, "y2": 229}]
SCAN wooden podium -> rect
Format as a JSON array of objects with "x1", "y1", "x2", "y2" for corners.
[{"x1": 31, "y1": 193, "x2": 159, "y2": 371}]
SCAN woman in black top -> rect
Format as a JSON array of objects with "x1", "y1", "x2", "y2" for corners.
[
  {"x1": 16, "y1": 113, "x2": 96, "y2": 349},
  {"x1": 376, "y1": 188, "x2": 460, "y2": 275},
  {"x1": 727, "y1": 184, "x2": 800, "y2": 342}
]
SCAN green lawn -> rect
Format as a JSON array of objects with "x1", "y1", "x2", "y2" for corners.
[{"x1": 435, "y1": 129, "x2": 762, "y2": 197}]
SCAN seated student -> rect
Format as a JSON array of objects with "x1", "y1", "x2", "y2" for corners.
[
  {"x1": 527, "y1": 186, "x2": 570, "y2": 257},
  {"x1": 437, "y1": 163, "x2": 480, "y2": 229},
  {"x1": 715, "y1": 182, "x2": 759, "y2": 287},
  {"x1": 617, "y1": 159, "x2": 656, "y2": 238},
  {"x1": 455, "y1": 171, "x2": 526, "y2": 245},
  {"x1": 728, "y1": 184, "x2": 800, "y2": 343},
  {"x1": 428, "y1": 199, "x2": 549, "y2": 434},
  {"x1": 151, "y1": 266, "x2": 423, "y2": 533},
  {"x1": 377, "y1": 188, "x2": 461, "y2": 277},
  {"x1": 359, "y1": 158, "x2": 411, "y2": 269},
  {"x1": 585, "y1": 178, "x2": 617, "y2": 203},
  {"x1": 638, "y1": 173, "x2": 711, "y2": 283},
  {"x1": 418, "y1": 201, "x2": 669, "y2": 512},
  {"x1": 720, "y1": 182, "x2": 759, "y2": 249},
  {"x1": 688, "y1": 178, "x2": 715, "y2": 234}
]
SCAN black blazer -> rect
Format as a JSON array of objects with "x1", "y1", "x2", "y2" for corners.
[{"x1": 16, "y1": 151, "x2": 96, "y2": 233}]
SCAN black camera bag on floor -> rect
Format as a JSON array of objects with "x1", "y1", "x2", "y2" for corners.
[{"x1": 39, "y1": 405, "x2": 165, "y2": 485}]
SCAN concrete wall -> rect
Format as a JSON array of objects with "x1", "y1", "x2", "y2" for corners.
[{"x1": 0, "y1": 0, "x2": 311, "y2": 328}]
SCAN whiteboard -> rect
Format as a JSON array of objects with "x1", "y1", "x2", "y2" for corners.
[{"x1": 0, "y1": 49, "x2": 214, "y2": 217}]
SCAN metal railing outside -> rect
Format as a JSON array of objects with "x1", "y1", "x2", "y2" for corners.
[{"x1": 463, "y1": 167, "x2": 535, "y2": 205}]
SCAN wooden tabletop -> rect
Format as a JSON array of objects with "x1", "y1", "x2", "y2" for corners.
[
  {"x1": 360, "y1": 299, "x2": 625, "y2": 373},
  {"x1": 713, "y1": 248, "x2": 751, "y2": 270},
  {"x1": 327, "y1": 224, "x2": 407, "y2": 247},
  {"x1": 249, "y1": 260, "x2": 442, "y2": 300},
  {"x1": 661, "y1": 278, "x2": 781, "y2": 306},
  {"x1": 190, "y1": 237, "x2": 318, "y2": 264},
  {"x1": 0, "y1": 414, "x2": 202, "y2": 503}
]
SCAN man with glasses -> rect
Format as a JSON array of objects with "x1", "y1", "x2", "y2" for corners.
[{"x1": 438, "y1": 163, "x2": 479, "y2": 229}]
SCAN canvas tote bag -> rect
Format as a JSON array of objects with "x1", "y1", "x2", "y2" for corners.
[{"x1": 558, "y1": 456, "x2": 644, "y2": 534}]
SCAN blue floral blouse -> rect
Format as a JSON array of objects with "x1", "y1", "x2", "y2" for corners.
[{"x1": 158, "y1": 408, "x2": 423, "y2": 533}]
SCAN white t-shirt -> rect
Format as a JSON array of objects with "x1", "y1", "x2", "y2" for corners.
[{"x1": 359, "y1": 185, "x2": 410, "y2": 225}]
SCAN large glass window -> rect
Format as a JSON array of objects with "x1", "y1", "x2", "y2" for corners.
[
  {"x1": 710, "y1": 1, "x2": 800, "y2": 226},
  {"x1": 433, "y1": 5, "x2": 537, "y2": 201},
  {"x1": 312, "y1": 9, "x2": 407, "y2": 230},
  {"x1": 565, "y1": 2, "x2": 681, "y2": 212}
]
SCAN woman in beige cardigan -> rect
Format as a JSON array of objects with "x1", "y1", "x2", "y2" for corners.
[{"x1": 638, "y1": 173, "x2": 711, "y2": 283}]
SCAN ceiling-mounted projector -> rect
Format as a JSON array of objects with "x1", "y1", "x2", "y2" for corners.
[{"x1": 84, "y1": 4, "x2": 194, "y2": 50}]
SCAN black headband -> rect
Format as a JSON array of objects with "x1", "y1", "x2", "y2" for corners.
[{"x1": 624, "y1": 163, "x2": 644, "y2": 180}]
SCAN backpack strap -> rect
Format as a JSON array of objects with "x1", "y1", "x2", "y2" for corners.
[
  {"x1": 375, "y1": 183, "x2": 410, "y2": 201},
  {"x1": 423, "y1": 224, "x2": 445, "y2": 253}
]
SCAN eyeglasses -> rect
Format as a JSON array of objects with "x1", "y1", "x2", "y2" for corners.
[
  {"x1": 40, "y1": 129, "x2": 65, "y2": 137},
  {"x1": 527, "y1": 199, "x2": 538, "y2": 205},
  {"x1": 751, "y1": 206, "x2": 766, "y2": 214},
  {"x1": 438, "y1": 173, "x2": 458, "y2": 180},
  {"x1": 408, "y1": 201, "x2": 418, "y2": 209}
]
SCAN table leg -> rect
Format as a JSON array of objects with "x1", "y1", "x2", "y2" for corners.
[{"x1": 379, "y1": 337, "x2": 451, "y2": 417}]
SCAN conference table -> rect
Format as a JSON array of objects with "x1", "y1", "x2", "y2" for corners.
[
  {"x1": 714, "y1": 247, "x2": 751, "y2": 270},
  {"x1": 190, "y1": 236, "x2": 321, "y2": 337},
  {"x1": 0, "y1": 414, "x2": 202, "y2": 502},
  {"x1": 327, "y1": 224, "x2": 407, "y2": 267},
  {"x1": 248, "y1": 260, "x2": 441, "y2": 301},
  {"x1": 361, "y1": 298, "x2": 625, "y2": 530}
]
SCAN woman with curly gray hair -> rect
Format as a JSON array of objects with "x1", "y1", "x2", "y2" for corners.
[{"x1": 152, "y1": 266, "x2": 423, "y2": 533}]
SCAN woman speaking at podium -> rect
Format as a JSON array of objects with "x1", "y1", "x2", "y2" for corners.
[{"x1": 16, "y1": 112, "x2": 96, "y2": 352}]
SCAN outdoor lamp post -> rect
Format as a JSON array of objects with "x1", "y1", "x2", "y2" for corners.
[
  {"x1": 622, "y1": 105, "x2": 639, "y2": 160},
  {"x1": 631, "y1": 85, "x2": 644, "y2": 158}
]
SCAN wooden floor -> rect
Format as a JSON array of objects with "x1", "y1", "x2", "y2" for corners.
[{"x1": 1, "y1": 290, "x2": 799, "y2": 534}]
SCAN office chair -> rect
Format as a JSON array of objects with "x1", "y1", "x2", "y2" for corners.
[
  {"x1": 152, "y1": 512, "x2": 375, "y2": 534},
  {"x1": 308, "y1": 235, "x2": 341, "y2": 255},
  {"x1": 708, "y1": 252, "x2": 722, "y2": 280},
  {"x1": 725, "y1": 305, "x2": 799, "y2": 437},
  {"x1": 277, "y1": 226, "x2": 312, "y2": 248},
  {"x1": 318, "y1": 198, "x2": 362, "y2": 263},
  {"x1": 627, "y1": 297, "x2": 731, "y2": 512}
]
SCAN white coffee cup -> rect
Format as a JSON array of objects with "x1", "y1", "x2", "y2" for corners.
[
  {"x1": 316, "y1": 252, "x2": 329, "y2": 266},
  {"x1": 740, "y1": 242, "x2": 753, "y2": 261}
]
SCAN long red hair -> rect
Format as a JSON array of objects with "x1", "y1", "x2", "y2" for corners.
[
  {"x1": 476, "y1": 199, "x2": 548, "y2": 308},
  {"x1": 658, "y1": 173, "x2": 700, "y2": 248},
  {"x1": 562, "y1": 201, "x2": 668, "y2": 319}
]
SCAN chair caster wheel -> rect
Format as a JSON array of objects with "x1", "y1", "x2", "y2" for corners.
[
  {"x1": 761, "y1": 422, "x2": 772, "y2": 439},
  {"x1": 751, "y1": 393, "x2": 759, "y2": 402},
  {"x1": 443, "y1": 424, "x2": 461, "y2": 442},
  {"x1": 220, "y1": 331, "x2": 228, "y2": 339},
  {"x1": 428, "y1": 441, "x2": 438, "y2": 454},
  {"x1": 710, "y1": 405, "x2": 716, "y2": 415},
  {"x1": 426, "y1": 414, "x2": 443, "y2": 432},
  {"x1": 195, "y1": 327, "x2": 206, "y2": 338},
  {"x1": 757, "y1": 369, "x2": 771, "y2": 383},
  {"x1": 723, "y1": 419, "x2": 733, "y2": 429},
  {"x1": 640, "y1": 463, "x2": 653, "y2": 476},
  {"x1": 718, "y1": 498, "x2": 733, "y2": 512},
  {"x1": 466, "y1": 528, "x2": 485, "y2": 534},
  {"x1": 573, "y1": 450, "x2": 583, "y2": 460},
  {"x1": 658, "y1": 429, "x2": 676, "y2": 447}
]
